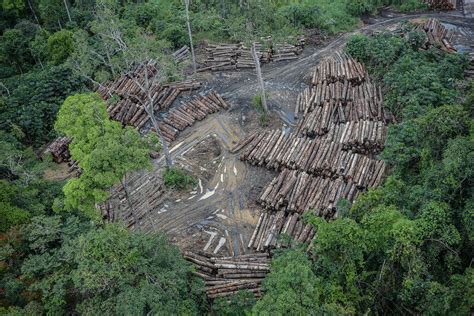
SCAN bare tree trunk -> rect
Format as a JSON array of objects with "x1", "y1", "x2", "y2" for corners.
[
  {"x1": 148, "y1": 111, "x2": 173, "y2": 168},
  {"x1": 0, "y1": 82, "x2": 10, "y2": 97},
  {"x1": 63, "y1": 0, "x2": 72, "y2": 23},
  {"x1": 120, "y1": 177, "x2": 141, "y2": 231},
  {"x1": 184, "y1": 0, "x2": 197, "y2": 73},
  {"x1": 27, "y1": 0, "x2": 41, "y2": 26},
  {"x1": 251, "y1": 42, "x2": 268, "y2": 112},
  {"x1": 141, "y1": 65, "x2": 174, "y2": 168}
]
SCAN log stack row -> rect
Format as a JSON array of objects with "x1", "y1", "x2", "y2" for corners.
[
  {"x1": 183, "y1": 251, "x2": 270, "y2": 299},
  {"x1": 96, "y1": 60, "x2": 200, "y2": 128},
  {"x1": 247, "y1": 211, "x2": 315, "y2": 251},
  {"x1": 321, "y1": 121, "x2": 387, "y2": 154},
  {"x1": 236, "y1": 119, "x2": 387, "y2": 158},
  {"x1": 103, "y1": 79, "x2": 201, "y2": 129},
  {"x1": 173, "y1": 45, "x2": 190, "y2": 63},
  {"x1": 296, "y1": 80, "x2": 383, "y2": 119},
  {"x1": 296, "y1": 96, "x2": 390, "y2": 133},
  {"x1": 156, "y1": 91, "x2": 230, "y2": 142},
  {"x1": 422, "y1": 0, "x2": 456, "y2": 10},
  {"x1": 416, "y1": 18, "x2": 456, "y2": 52},
  {"x1": 239, "y1": 52, "x2": 390, "y2": 251},
  {"x1": 40, "y1": 136, "x2": 72, "y2": 163},
  {"x1": 239, "y1": 130, "x2": 386, "y2": 187},
  {"x1": 259, "y1": 168, "x2": 362, "y2": 216},
  {"x1": 198, "y1": 37, "x2": 305, "y2": 72},
  {"x1": 311, "y1": 52, "x2": 367, "y2": 86},
  {"x1": 197, "y1": 42, "x2": 266, "y2": 72},
  {"x1": 99, "y1": 170, "x2": 164, "y2": 228}
]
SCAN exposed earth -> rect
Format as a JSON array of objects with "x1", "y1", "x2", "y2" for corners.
[{"x1": 108, "y1": 10, "x2": 474, "y2": 256}]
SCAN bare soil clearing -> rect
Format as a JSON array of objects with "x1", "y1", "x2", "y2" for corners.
[{"x1": 106, "y1": 12, "x2": 473, "y2": 256}]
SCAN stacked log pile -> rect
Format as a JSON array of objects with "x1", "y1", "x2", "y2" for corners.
[
  {"x1": 422, "y1": 0, "x2": 456, "y2": 10},
  {"x1": 296, "y1": 80, "x2": 384, "y2": 117},
  {"x1": 173, "y1": 45, "x2": 190, "y2": 63},
  {"x1": 321, "y1": 121, "x2": 387, "y2": 154},
  {"x1": 259, "y1": 169, "x2": 362, "y2": 216},
  {"x1": 183, "y1": 251, "x2": 270, "y2": 299},
  {"x1": 40, "y1": 136, "x2": 72, "y2": 163},
  {"x1": 198, "y1": 37, "x2": 304, "y2": 72},
  {"x1": 197, "y1": 42, "x2": 268, "y2": 72},
  {"x1": 236, "y1": 120, "x2": 386, "y2": 157},
  {"x1": 296, "y1": 97, "x2": 390, "y2": 134},
  {"x1": 247, "y1": 211, "x2": 315, "y2": 251},
  {"x1": 235, "y1": 52, "x2": 390, "y2": 250},
  {"x1": 99, "y1": 170, "x2": 164, "y2": 228},
  {"x1": 238, "y1": 130, "x2": 386, "y2": 187},
  {"x1": 310, "y1": 52, "x2": 367, "y2": 86},
  {"x1": 272, "y1": 41, "x2": 304, "y2": 61},
  {"x1": 156, "y1": 91, "x2": 230, "y2": 142},
  {"x1": 416, "y1": 18, "x2": 456, "y2": 52},
  {"x1": 101, "y1": 79, "x2": 201, "y2": 129},
  {"x1": 97, "y1": 60, "x2": 201, "y2": 128}
]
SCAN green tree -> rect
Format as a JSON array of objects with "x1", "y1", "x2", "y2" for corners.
[
  {"x1": 55, "y1": 93, "x2": 152, "y2": 219},
  {"x1": 2, "y1": 215, "x2": 205, "y2": 314},
  {"x1": 47, "y1": 29, "x2": 73, "y2": 65},
  {"x1": 253, "y1": 249, "x2": 326, "y2": 315},
  {"x1": 0, "y1": 65, "x2": 84, "y2": 145},
  {"x1": 72, "y1": 224, "x2": 205, "y2": 315}
]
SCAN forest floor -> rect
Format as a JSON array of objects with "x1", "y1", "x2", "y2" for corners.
[{"x1": 122, "y1": 10, "x2": 473, "y2": 256}]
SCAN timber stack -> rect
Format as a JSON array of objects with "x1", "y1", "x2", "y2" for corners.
[
  {"x1": 234, "y1": 51, "x2": 390, "y2": 251},
  {"x1": 173, "y1": 45, "x2": 190, "y2": 63},
  {"x1": 238, "y1": 130, "x2": 386, "y2": 185},
  {"x1": 183, "y1": 251, "x2": 270, "y2": 299},
  {"x1": 416, "y1": 18, "x2": 456, "y2": 52},
  {"x1": 97, "y1": 60, "x2": 201, "y2": 128},
  {"x1": 422, "y1": 0, "x2": 456, "y2": 10},
  {"x1": 198, "y1": 36, "x2": 305, "y2": 72},
  {"x1": 155, "y1": 91, "x2": 230, "y2": 142},
  {"x1": 247, "y1": 211, "x2": 315, "y2": 251},
  {"x1": 40, "y1": 136, "x2": 72, "y2": 163},
  {"x1": 99, "y1": 169, "x2": 164, "y2": 229},
  {"x1": 258, "y1": 169, "x2": 362, "y2": 216}
]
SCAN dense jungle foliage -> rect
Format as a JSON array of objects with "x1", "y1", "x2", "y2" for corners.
[
  {"x1": 251, "y1": 29, "x2": 473, "y2": 315},
  {"x1": 1, "y1": 0, "x2": 471, "y2": 315}
]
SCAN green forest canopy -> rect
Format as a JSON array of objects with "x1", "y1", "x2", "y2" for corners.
[{"x1": 1, "y1": 0, "x2": 472, "y2": 314}]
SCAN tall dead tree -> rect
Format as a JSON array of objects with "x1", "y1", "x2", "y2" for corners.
[
  {"x1": 70, "y1": 1, "x2": 175, "y2": 168},
  {"x1": 63, "y1": 0, "x2": 72, "y2": 23},
  {"x1": 251, "y1": 42, "x2": 268, "y2": 112},
  {"x1": 184, "y1": 0, "x2": 197, "y2": 73}
]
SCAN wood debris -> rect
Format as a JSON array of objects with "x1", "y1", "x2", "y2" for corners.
[
  {"x1": 183, "y1": 251, "x2": 270, "y2": 299},
  {"x1": 98, "y1": 170, "x2": 164, "y2": 229},
  {"x1": 415, "y1": 18, "x2": 457, "y2": 52},
  {"x1": 40, "y1": 136, "x2": 71, "y2": 163},
  {"x1": 173, "y1": 45, "x2": 190, "y2": 63}
]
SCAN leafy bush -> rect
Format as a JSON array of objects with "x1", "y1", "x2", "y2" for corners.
[
  {"x1": 47, "y1": 29, "x2": 74, "y2": 65},
  {"x1": 251, "y1": 94, "x2": 271, "y2": 126},
  {"x1": 163, "y1": 167, "x2": 196, "y2": 190}
]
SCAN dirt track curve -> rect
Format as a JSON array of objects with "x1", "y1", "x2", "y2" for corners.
[{"x1": 123, "y1": 10, "x2": 473, "y2": 256}]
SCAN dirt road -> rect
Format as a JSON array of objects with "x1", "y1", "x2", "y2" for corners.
[{"x1": 129, "y1": 11, "x2": 473, "y2": 256}]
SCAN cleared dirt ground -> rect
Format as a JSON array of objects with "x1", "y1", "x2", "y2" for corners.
[{"x1": 117, "y1": 11, "x2": 473, "y2": 256}]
